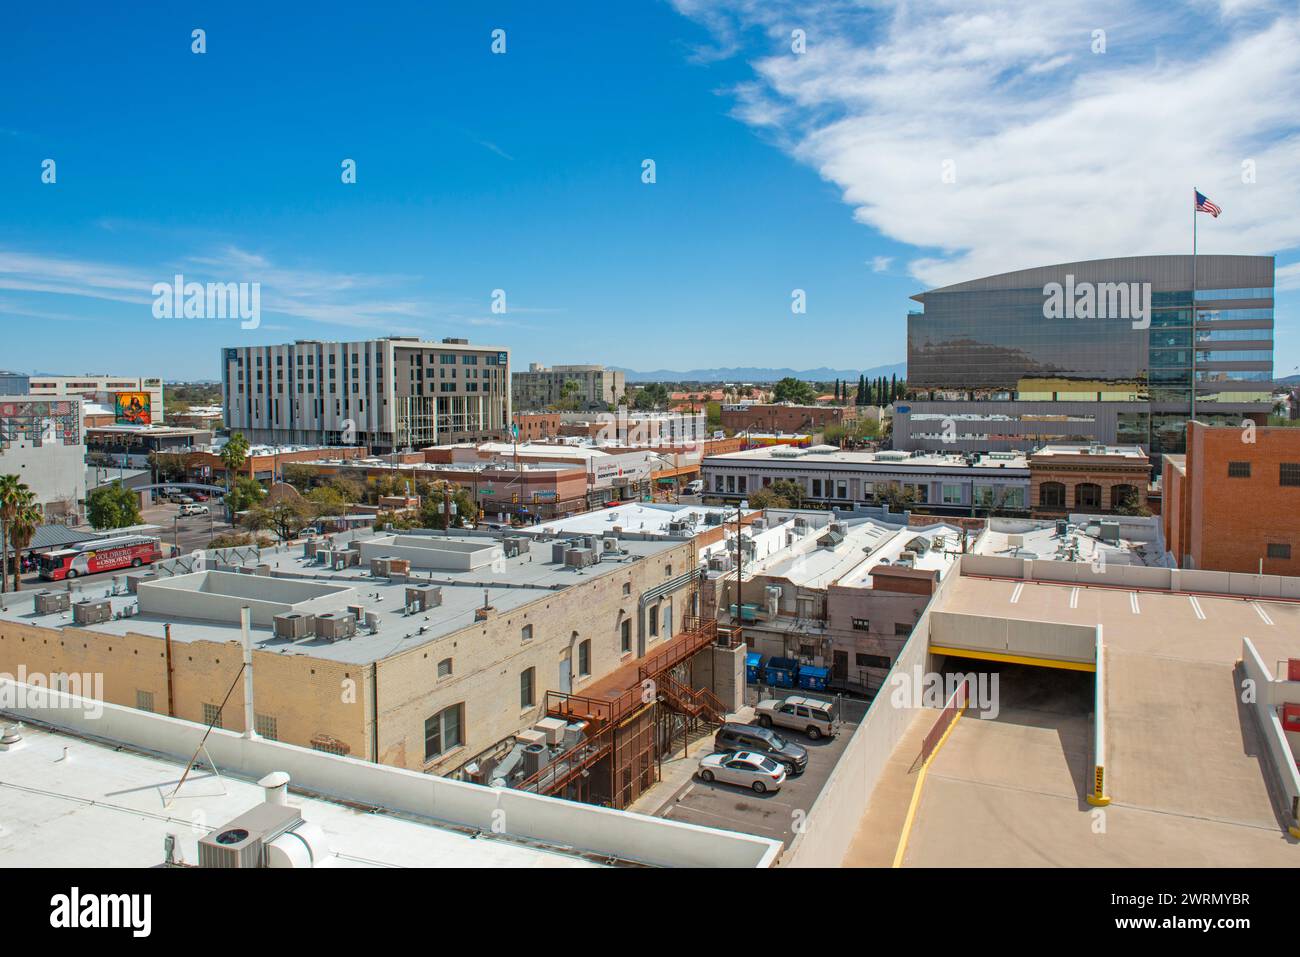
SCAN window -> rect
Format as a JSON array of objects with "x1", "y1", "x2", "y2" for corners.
[
  {"x1": 851, "y1": 618, "x2": 871, "y2": 631},
  {"x1": 1281, "y1": 463, "x2": 1300, "y2": 487},
  {"x1": 202, "y1": 703, "x2": 223, "y2": 728},
  {"x1": 520, "y1": 668, "x2": 535, "y2": 708},
  {"x1": 1227, "y1": 461, "x2": 1251, "y2": 478},
  {"x1": 799, "y1": 643, "x2": 815, "y2": 658},
  {"x1": 622, "y1": 582, "x2": 631, "y2": 596},
  {"x1": 649, "y1": 605, "x2": 659, "y2": 637},
  {"x1": 577, "y1": 639, "x2": 591, "y2": 676},
  {"x1": 856, "y1": 653, "x2": 891, "y2": 669},
  {"x1": 664, "y1": 564, "x2": 672, "y2": 577},
  {"x1": 521, "y1": 624, "x2": 533, "y2": 643},
  {"x1": 136, "y1": 690, "x2": 154, "y2": 712},
  {"x1": 424, "y1": 704, "x2": 463, "y2": 760},
  {"x1": 312, "y1": 739, "x2": 349, "y2": 756},
  {"x1": 894, "y1": 622, "x2": 912, "y2": 637},
  {"x1": 941, "y1": 484, "x2": 962, "y2": 505},
  {"x1": 255, "y1": 713, "x2": 278, "y2": 740},
  {"x1": 437, "y1": 657, "x2": 453, "y2": 678},
  {"x1": 1267, "y1": 543, "x2": 1292, "y2": 559},
  {"x1": 621, "y1": 617, "x2": 631, "y2": 653},
  {"x1": 1040, "y1": 482, "x2": 1066, "y2": 508}
]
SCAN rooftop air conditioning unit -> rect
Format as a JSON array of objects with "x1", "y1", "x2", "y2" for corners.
[
  {"x1": 520, "y1": 743, "x2": 552, "y2": 779},
  {"x1": 347, "y1": 604, "x2": 366, "y2": 622},
  {"x1": 370, "y1": 558, "x2": 393, "y2": 577},
  {"x1": 602, "y1": 537, "x2": 619, "y2": 553},
  {"x1": 73, "y1": 599, "x2": 113, "y2": 626},
  {"x1": 364, "y1": 612, "x2": 382, "y2": 633},
  {"x1": 765, "y1": 585, "x2": 781, "y2": 616},
  {"x1": 273, "y1": 613, "x2": 313, "y2": 640},
  {"x1": 551, "y1": 541, "x2": 569, "y2": 564},
  {"x1": 127, "y1": 572, "x2": 157, "y2": 594},
  {"x1": 198, "y1": 802, "x2": 305, "y2": 869},
  {"x1": 34, "y1": 591, "x2": 70, "y2": 615},
  {"x1": 314, "y1": 612, "x2": 356, "y2": 642},
  {"x1": 404, "y1": 585, "x2": 442, "y2": 612},
  {"x1": 316, "y1": 549, "x2": 333, "y2": 565},
  {"x1": 564, "y1": 547, "x2": 596, "y2": 569},
  {"x1": 534, "y1": 717, "x2": 567, "y2": 745}
]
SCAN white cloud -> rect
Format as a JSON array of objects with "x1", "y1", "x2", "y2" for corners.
[
  {"x1": 869, "y1": 255, "x2": 893, "y2": 272},
  {"x1": 673, "y1": 1, "x2": 1300, "y2": 289}
]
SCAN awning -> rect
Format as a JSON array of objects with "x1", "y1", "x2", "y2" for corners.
[{"x1": 3, "y1": 525, "x2": 103, "y2": 557}]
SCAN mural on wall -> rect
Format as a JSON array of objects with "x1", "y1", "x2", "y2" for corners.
[
  {"x1": 114, "y1": 391, "x2": 152, "y2": 425},
  {"x1": 0, "y1": 400, "x2": 80, "y2": 450}
]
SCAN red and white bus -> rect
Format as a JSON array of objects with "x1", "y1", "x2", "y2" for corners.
[{"x1": 38, "y1": 535, "x2": 163, "y2": 581}]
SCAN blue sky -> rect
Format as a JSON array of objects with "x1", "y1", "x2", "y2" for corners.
[{"x1": 2, "y1": 0, "x2": 1298, "y2": 380}]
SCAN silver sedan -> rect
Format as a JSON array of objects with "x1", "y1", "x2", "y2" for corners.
[{"x1": 697, "y1": 750, "x2": 787, "y2": 794}]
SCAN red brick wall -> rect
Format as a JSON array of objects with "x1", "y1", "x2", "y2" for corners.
[{"x1": 1179, "y1": 422, "x2": 1300, "y2": 575}]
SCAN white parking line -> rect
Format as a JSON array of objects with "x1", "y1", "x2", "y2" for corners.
[
  {"x1": 1010, "y1": 582, "x2": 1024, "y2": 604},
  {"x1": 1069, "y1": 587, "x2": 1079, "y2": 609},
  {"x1": 1188, "y1": 595, "x2": 1206, "y2": 620},
  {"x1": 1129, "y1": 592, "x2": 1140, "y2": 614},
  {"x1": 1252, "y1": 602, "x2": 1274, "y2": 625}
]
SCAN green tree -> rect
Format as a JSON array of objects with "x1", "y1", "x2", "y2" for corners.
[
  {"x1": 746, "y1": 487, "x2": 791, "y2": 509},
  {"x1": 305, "y1": 485, "x2": 350, "y2": 518},
  {"x1": 632, "y1": 382, "x2": 669, "y2": 410},
  {"x1": 0, "y1": 474, "x2": 24, "y2": 593},
  {"x1": 225, "y1": 476, "x2": 266, "y2": 514},
  {"x1": 244, "y1": 498, "x2": 314, "y2": 541},
  {"x1": 7, "y1": 490, "x2": 40, "y2": 591},
  {"x1": 419, "y1": 484, "x2": 479, "y2": 529},
  {"x1": 86, "y1": 481, "x2": 143, "y2": 530},
  {"x1": 219, "y1": 432, "x2": 251, "y2": 495},
  {"x1": 769, "y1": 478, "x2": 805, "y2": 508},
  {"x1": 771, "y1": 377, "x2": 816, "y2": 404}
]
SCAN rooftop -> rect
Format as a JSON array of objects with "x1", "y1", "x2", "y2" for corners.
[
  {"x1": 0, "y1": 688, "x2": 780, "y2": 867},
  {"x1": 705, "y1": 447, "x2": 1030, "y2": 471},
  {"x1": 521, "y1": 503, "x2": 750, "y2": 539},
  {"x1": 0, "y1": 531, "x2": 683, "y2": 664}
]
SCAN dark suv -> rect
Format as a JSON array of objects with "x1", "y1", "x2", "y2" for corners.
[{"x1": 713, "y1": 722, "x2": 808, "y2": 775}]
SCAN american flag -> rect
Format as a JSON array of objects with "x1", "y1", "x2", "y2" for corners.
[{"x1": 1194, "y1": 189, "x2": 1221, "y2": 218}]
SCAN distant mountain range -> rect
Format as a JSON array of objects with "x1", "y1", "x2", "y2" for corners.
[{"x1": 612, "y1": 362, "x2": 907, "y2": 384}]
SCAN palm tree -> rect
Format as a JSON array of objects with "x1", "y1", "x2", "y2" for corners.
[
  {"x1": 8, "y1": 490, "x2": 40, "y2": 592},
  {"x1": 219, "y1": 432, "x2": 251, "y2": 517},
  {"x1": 0, "y1": 474, "x2": 25, "y2": 594}
]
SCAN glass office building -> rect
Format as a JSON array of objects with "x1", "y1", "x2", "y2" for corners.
[{"x1": 904, "y1": 255, "x2": 1275, "y2": 456}]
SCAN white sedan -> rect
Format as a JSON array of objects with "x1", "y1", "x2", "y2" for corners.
[{"x1": 697, "y1": 750, "x2": 787, "y2": 794}]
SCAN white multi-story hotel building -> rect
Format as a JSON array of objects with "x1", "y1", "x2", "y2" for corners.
[{"x1": 221, "y1": 337, "x2": 511, "y2": 452}]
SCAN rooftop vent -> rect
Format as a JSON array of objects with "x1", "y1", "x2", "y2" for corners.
[
  {"x1": 273, "y1": 613, "x2": 313, "y2": 640},
  {"x1": 72, "y1": 599, "x2": 113, "y2": 626}
]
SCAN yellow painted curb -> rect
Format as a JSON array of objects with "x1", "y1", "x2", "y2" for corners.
[
  {"x1": 892, "y1": 703, "x2": 967, "y2": 868},
  {"x1": 1288, "y1": 825, "x2": 1300, "y2": 840},
  {"x1": 928, "y1": 645, "x2": 1096, "y2": 672}
]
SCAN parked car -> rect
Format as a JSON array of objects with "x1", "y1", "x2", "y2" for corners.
[
  {"x1": 713, "y1": 722, "x2": 808, "y2": 775},
  {"x1": 684, "y1": 479, "x2": 704, "y2": 495},
  {"x1": 697, "y1": 750, "x2": 786, "y2": 794},
  {"x1": 755, "y1": 695, "x2": 840, "y2": 740},
  {"x1": 190, "y1": 491, "x2": 209, "y2": 502},
  {"x1": 178, "y1": 503, "x2": 209, "y2": 517}
]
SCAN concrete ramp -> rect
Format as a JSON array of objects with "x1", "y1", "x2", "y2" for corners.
[{"x1": 1107, "y1": 648, "x2": 1285, "y2": 831}]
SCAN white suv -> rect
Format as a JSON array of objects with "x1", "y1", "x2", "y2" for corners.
[
  {"x1": 754, "y1": 695, "x2": 840, "y2": 740},
  {"x1": 178, "y1": 503, "x2": 209, "y2": 517}
]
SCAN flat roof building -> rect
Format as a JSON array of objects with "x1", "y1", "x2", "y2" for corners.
[
  {"x1": 1163, "y1": 420, "x2": 1300, "y2": 575},
  {"x1": 0, "y1": 395, "x2": 86, "y2": 521},
  {"x1": 513, "y1": 364, "x2": 625, "y2": 411},
  {"x1": 703, "y1": 445, "x2": 1031, "y2": 515},
  {"x1": 27, "y1": 374, "x2": 163, "y2": 425},
  {"x1": 901, "y1": 255, "x2": 1276, "y2": 457},
  {"x1": 222, "y1": 337, "x2": 511, "y2": 453}
]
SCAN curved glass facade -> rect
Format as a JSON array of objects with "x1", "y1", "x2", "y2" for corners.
[{"x1": 906, "y1": 256, "x2": 1275, "y2": 455}]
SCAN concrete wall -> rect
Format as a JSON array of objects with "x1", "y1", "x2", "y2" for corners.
[
  {"x1": 928, "y1": 610, "x2": 1095, "y2": 663},
  {"x1": 0, "y1": 681, "x2": 780, "y2": 868},
  {"x1": 357, "y1": 535, "x2": 502, "y2": 571},
  {"x1": 962, "y1": 554, "x2": 1300, "y2": 600},
  {"x1": 137, "y1": 572, "x2": 356, "y2": 626},
  {"x1": 1240, "y1": 639, "x2": 1300, "y2": 828},
  {"x1": 783, "y1": 557, "x2": 965, "y2": 867}
]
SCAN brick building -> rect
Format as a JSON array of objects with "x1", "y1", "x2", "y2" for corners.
[
  {"x1": 721, "y1": 403, "x2": 858, "y2": 436},
  {"x1": 1162, "y1": 421, "x2": 1300, "y2": 574},
  {"x1": 511, "y1": 411, "x2": 562, "y2": 442},
  {"x1": 1027, "y1": 444, "x2": 1150, "y2": 515}
]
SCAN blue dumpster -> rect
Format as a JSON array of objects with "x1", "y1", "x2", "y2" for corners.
[
  {"x1": 764, "y1": 656, "x2": 799, "y2": 689},
  {"x1": 797, "y1": 664, "x2": 830, "y2": 692},
  {"x1": 745, "y1": 652, "x2": 763, "y2": 684}
]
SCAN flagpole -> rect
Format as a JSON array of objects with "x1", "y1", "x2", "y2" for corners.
[{"x1": 1191, "y1": 187, "x2": 1198, "y2": 422}]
